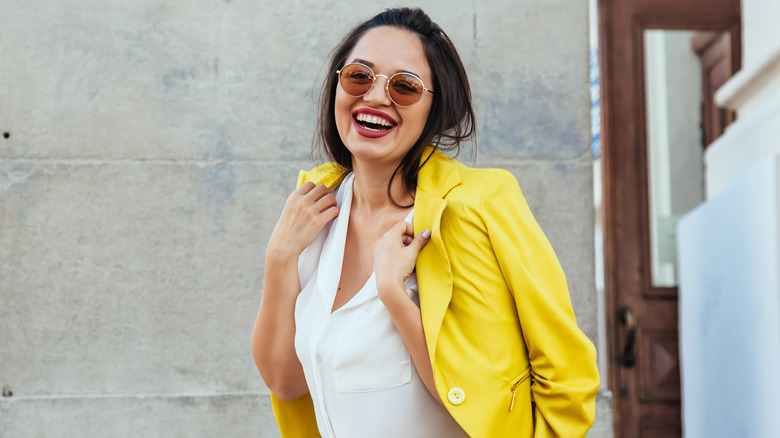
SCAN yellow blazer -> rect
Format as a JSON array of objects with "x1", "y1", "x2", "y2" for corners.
[{"x1": 270, "y1": 148, "x2": 599, "y2": 437}]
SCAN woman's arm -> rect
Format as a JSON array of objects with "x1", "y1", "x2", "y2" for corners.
[
  {"x1": 252, "y1": 250, "x2": 307, "y2": 401},
  {"x1": 480, "y1": 170, "x2": 599, "y2": 438},
  {"x1": 373, "y1": 222, "x2": 441, "y2": 403},
  {"x1": 252, "y1": 182, "x2": 339, "y2": 401}
]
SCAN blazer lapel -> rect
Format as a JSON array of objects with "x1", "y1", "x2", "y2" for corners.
[
  {"x1": 413, "y1": 148, "x2": 461, "y2": 358},
  {"x1": 299, "y1": 148, "x2": 462, "y2": 359},
  {"x1": 414, "y1": 191, "x2": 451, "y2": 358}
]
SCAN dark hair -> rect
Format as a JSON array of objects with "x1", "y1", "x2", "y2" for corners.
[{"x1": 316, "y1": 7, "x2": 475, "y2": 207}]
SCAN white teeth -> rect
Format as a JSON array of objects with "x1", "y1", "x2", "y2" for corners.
[{"x1": 355, "y1": 113, "x2": 394, "y2": 127}]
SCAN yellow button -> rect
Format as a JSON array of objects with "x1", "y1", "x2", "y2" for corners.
[{"x1": 447, "y1": 387, "x2": 465, "y2": 406}]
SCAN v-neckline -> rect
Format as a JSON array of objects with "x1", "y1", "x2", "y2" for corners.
[{"x1": 317, "y1": 173, "x2": 413, "y2": 314}]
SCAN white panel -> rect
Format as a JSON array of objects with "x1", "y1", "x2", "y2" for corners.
[{"x1": 678, "y1": 155, "x2": 780, "y2": 437}]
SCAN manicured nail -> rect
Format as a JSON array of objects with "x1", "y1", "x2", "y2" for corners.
[{"x1": 422, "y1": 229, "x2": 431, "y2": 239}]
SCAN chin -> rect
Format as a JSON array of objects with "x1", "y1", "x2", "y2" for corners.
[{"x1": 349, "y1": 143, "x2": 407, "y2": 167}]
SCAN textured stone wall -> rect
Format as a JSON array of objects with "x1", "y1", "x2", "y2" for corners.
[{"x1": 0, "y1": 0, "x2": 609, "y2": 436}]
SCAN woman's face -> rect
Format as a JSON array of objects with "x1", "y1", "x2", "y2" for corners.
[{"x1": 335, "y1": 26, "x2": 433, "y2": 169}]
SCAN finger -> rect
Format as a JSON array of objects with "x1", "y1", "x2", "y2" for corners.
[
  {"x1": 295, "y1": 181, "x2": 316, "y2": 196},
  {"x1": 313, "y1": 192, "x2": 337, "y2": 213},
  {"x1": 307, "y1": 205, "x2": 338, "y2": 236},
  {"x1": 320, "y1": 205, "x2": 339, "y2": 223},
  {"x1": 384, "y1": 219, "x2": 408, "y2": 238},
  {"x1": 407, "y1": 229, "x2": 431, "y2": 254},
  {"x1": 303, "y1": 184, "x2": 331, "y2": 202},
  {"x1": 402, "y1": 234, "x2": 413, "y2": 246},
  {"x1": 403, "y1": 221, "x2": 415, "y2": 237}
]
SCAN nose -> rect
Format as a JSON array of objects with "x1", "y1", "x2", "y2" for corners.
[{"x1": 363, "y1": 74, "x2": 392, "y2": 106}]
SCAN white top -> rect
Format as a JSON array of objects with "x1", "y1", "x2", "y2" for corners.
[{"x1": 294, "y1": 173, "x2": 467, "y2": 438}]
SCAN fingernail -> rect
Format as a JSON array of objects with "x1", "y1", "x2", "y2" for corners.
[{"x1": 422, "y1": 229, "x2": 431, "y2": 239}]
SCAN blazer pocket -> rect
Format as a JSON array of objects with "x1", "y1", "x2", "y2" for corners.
[
  {"x1": 333, "y1": 299, "x2": 412, "y2": 392},
  {"x1": 508, "y1": 366, "x2": 533, "y2": 412}
]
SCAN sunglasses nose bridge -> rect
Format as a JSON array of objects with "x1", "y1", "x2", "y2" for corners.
[
  {"x1": 363, "y1": 73, "x2": 393, "y2": 103},
  {"x1": 373, "y1": 73, "x2": 392, "y2": 92}
]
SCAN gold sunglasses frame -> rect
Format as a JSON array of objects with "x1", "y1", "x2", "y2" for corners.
[{"x1": 336, "y1": 62, "x2": 434, "y2": 107}]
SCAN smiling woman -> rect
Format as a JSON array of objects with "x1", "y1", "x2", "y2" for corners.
[
  {"x1": 251, "y1": 7, "x2": 599, "y2": 438},
  {"x1": 333, "y1": 26, "x2": 434, "y2": 183}
]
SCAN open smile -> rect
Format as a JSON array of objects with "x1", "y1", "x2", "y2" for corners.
[{"x1": 352, "y1": 109, "x2": 397, "y2": 138}]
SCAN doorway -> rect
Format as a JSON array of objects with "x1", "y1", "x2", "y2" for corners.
[{"x1": 597, "y1": 1, "x2": 740, "y2": 436}]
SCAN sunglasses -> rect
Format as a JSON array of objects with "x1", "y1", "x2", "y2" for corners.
[{"x1": 336, "y1": 62, "x2": 434, "y2": 107}]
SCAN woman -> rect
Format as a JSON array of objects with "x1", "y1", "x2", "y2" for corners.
[{"x1": 252, "y1": 7, "x2": 599, "y2": 438}]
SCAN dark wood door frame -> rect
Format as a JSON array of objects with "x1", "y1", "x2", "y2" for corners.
[
  {"x1": 692, "y1": 31, "x2": 737, "y2": 148},
  {"x1": 598, "y1": 1, "x2": 740, "y2": 436}
]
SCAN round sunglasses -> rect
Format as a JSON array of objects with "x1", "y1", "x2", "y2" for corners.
[{"x1": 336, "y1": 62, "x2": 434, "y2": 107}]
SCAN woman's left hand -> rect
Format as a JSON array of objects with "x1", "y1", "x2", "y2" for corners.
[{"x1": 373, "y1": 221, "x2": 431, "y2": 305}]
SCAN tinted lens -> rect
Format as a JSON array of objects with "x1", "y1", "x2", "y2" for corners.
[
  {"x1": 388, "y1": 73, "x2": 425, "y2": 106},
  {"x1": 339, "y1": 63, "x2": 374, "y2": 96}
]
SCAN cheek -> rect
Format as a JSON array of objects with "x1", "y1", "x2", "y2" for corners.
[
  {"x1": 334, "y1": 89, "x2": 353, "y2": 134},
  {"x1": 407, "y1": 106, "x2": 432, "y2": 136}
]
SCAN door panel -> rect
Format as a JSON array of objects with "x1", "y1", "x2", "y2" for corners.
[
  {"x1": 637, "y1": 327, "x2": 679, "y2": 402},
  {"x1": 598, "y1": 0, "x2": 740, "y2": 436}
]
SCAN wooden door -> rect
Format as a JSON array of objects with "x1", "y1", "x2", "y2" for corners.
[
  {"x1": 598, "y1": 1, "x2": 740, "y2": 436},
  {"x1": 692, "y1": 31, "x2": 736, "y2": 148}
]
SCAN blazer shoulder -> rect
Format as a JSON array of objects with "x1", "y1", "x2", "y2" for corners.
[
  {"x1": 297, "y1": 162, "x2": 348, "y2": 189},
  {"x1": 457, "y1": 164, "x2": 515, "y2": 183},
  {"x1": 450, "y1": 163, "x2": 519, "y2": 200}
]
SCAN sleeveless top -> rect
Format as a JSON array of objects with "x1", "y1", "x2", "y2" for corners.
[{"x1": 294, "y1": 173, "x2": 467, "y2": 438}]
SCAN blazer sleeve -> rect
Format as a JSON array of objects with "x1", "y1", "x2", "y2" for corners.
[
  {"x1": 480, "y1": 170, "x2": 599, "y2": 438},
  {"x1": 270, "y1": 392, "x2": 321, "y2": 438}
]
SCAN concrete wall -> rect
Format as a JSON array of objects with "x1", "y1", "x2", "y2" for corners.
[
  {"x1": 708, "y1": 0, "x2": 780, "y2": 198},
  {"x1": 742, "y1": 0, "x2": 780, "y2": 72},
  {"x1": 0, "y1": 1, "x2": 607, "y2": 436}
]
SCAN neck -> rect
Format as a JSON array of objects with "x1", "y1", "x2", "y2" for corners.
[{"x1": 350, "y1": 159, "x2": 413, "y2": 212}]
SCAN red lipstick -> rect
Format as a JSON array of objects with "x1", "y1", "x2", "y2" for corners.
[{"x1": 352, "y1": 108, "x2": 397, "y2": 139}]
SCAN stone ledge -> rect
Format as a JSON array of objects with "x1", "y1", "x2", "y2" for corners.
[
  {"x1": 0, "y1": 392, "x2": 280, "y2": 438},
  {"x1": 588, "y1": 390, "x2": 614, "y2": 438},
  {"x1": 715, "y1": 45, "x2": 780, "y2": 111},
  {"x1": 0, "y1": 391, "x2": 268, "y2": 402}
]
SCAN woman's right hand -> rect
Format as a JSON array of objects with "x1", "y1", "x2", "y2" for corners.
[
  {"x1": 267, "y1": 182, "x2": 339, "y2": 258},
  {"x1": 253, "y1": 181, "x2": 337, "y2": 401}
]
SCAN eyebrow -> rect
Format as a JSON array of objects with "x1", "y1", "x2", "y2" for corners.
[
  {"x1": 350, "y1": 58, "x2": 420, "y2": 77},
  {"x1": 352, "y1": 58, "x2": 375, "y2": 68}
]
